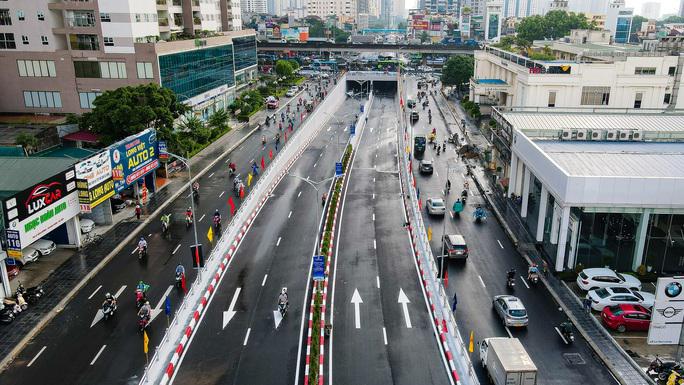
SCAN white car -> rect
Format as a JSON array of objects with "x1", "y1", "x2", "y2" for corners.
[
  {"x1": 586, "y1": 287, "x2": 655, "y2": 312},
  {"x1": 426, "y1": 198, "x2": 446, "y2": 216},
  {"x1": 16, "y1": 246, "x2": 40, "y2": 266},
  {"x1": 31, "y1": 239, "x2": 56, "y2": 256},
  {"x1": 80, "y1": 218, "x2": 95, "y2": 233},
  {"x1": 285, "y1": 87, "x2": 297, "y2": 97},
  {"x1": 576, "y1": 268, "x2": 642, "y2": 291}
]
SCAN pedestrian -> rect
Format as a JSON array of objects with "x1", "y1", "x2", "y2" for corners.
[
  {"x1": 451, "y1": 292, "x2": 458, "y2": 312},
  {"x1": 135, "y1": 204, "x2": 142, "y2": 220},
  {"x1": 321, "y1": 192, "x2": 327, "y2": 206},
  {"x1": 583, "y1": 298, "x2": 592, "y2": 313},
  {"x1": 446, "y1": 179, "x2": 451, "y2": 193}
]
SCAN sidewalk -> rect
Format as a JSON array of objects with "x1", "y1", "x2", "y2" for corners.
[
  {"x1": 0, "y1": 90, "x2": 302, "y2": 366},
  {"x1": 434, "y1": 89, "x2": 653, "y2": 385}
]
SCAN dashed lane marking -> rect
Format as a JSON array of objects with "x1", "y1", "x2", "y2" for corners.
[
  {"x1": 88, "y1": 285, "x2": 102, "y2": 300},
  {"x1": 172, "y1": 244, "x2": 181, "y2": 255},
  {"x1": 478, "y1": 275, "x2": 486, "y2": 288},
  {"x1": 219, "y1": 191, "x2": 225, "y2": 198},
  {"x1": 243, "y1": 328, "x2": 251, "y2": 346},
  {"x1": 208, "y1": 172, "x2": 215, "y2": 178},
  {"x1": 288, "y1": 210, "x2": 293, "y2": 218},
  {"x1": 298, "y1": 191, "x2": 302, "y2": 198},
  {"x1": 262, "y1": 275, "x2": 268, "y2": 286},
  {"x1": 90, "y1": 345, "x2": 107, "y2": 365},
  {"x1": 373, "y1": 239, "x2": 377, "y2": 249},
  {"x1": 497, "y1": 240, "x2": 504, "y2": 249},
  {"x1": 277, "y1": 237, "x2": 282, "y2": 247},
  {"x1": 27, "y1": 346, "x2": 47, "y2": 367},
  {"x1": 383, "y1": 327, "x2": 388, "y2": 345},
  {"x1": 198, "y1": 214, "x2": 206, "y2": 222},
  {"x1": 519, "y1": 276, "x2": 530, "y2": 289},
  {"x1": 505, "y1": 327, "x2": 513, "y2": 338},
  {"x1": 376, "y1": 276, "x2": 380, "y2": 288}
]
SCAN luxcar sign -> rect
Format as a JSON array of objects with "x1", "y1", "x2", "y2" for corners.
[
  {"x1": 109, "y1": 129, "x2": 159, "y2": 193},
  {"x1": 648, "y1": 277, "x2": 684, "y2": 345},
  {"x1": 3, "y1": 168, "x2": 79, "y2": 246}
]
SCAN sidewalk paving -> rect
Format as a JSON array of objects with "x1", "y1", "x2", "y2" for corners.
[
  {"x1": 0, "y1": 86, "x2": 309, "y2": 365},
  {"x1": 433, "y1": 89, "x2": 653, "y2": 385}
]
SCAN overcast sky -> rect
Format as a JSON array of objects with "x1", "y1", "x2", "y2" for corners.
[{"x1": 403, "y1": 0, "x2": 680, "y2": 17}]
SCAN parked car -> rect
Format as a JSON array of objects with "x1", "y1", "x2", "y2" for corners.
[
  {"x1": 31, "y1": 239, "x2": 56, "y2": 256},
  {"x1": 80, "y1": 218, "x2": 95, "y2": 233},
  {"x1": 426, "y1": 198, "x2": 446, "y2": 216},
  {"x1": 286, "y1": 87, "x2": 298, "y2": 97},
  {"x1": 576, "y1": 268, "x2": 642, "y2": 291},
  {"x1": 493, "y1": 295, "x2": 529, "y2": 327},
  {"x1": 442, "y1": 234, "x2": 468, "y2": 260},
  {"x1": 601, "y1": 304, "x2": 652, "y2": 332},
  {"x1": 419, "y1": 159, "x2": 433, "y2": 174},
  {"x1": 586, "y1": 287, "x2": 655, "y2": 312},
  {"x1": 14, "y1": 246, "x2": 40, "y2": 266},
  {"x1": 110, "y1": 197, "x2": 127, "y2": 213}
]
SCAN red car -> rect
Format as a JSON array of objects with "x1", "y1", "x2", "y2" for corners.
[{"x1": 601, "y1": 304, "x2": 651, "y2": 332}]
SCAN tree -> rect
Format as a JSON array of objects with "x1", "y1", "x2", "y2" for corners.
[
  {"x1": 420, "y1": 31, "x2": 430, "y2": 43},
  {"x1": 630, "y1": 15, "x2": 647, "y2": 42},
  {"x1": 80, "y1": 83, "x2": 188, "y2": 146},
  {"x1": 15, "y1": 133, "x2": 39, "y2": 154},
  {"x1": 441, "y1": 55, "x2": 474, "y2": 90},
  {"x1": 658, "y1": 16, "x2": 684, "y2": 26},
  {"x1": 275, "y1": 60, "x2": 294, "y2": 78},
  {"x1": 305, "y1": 16, "x2": 325, "y2": 37},
  {"x1": 180, "y1": 115, "x2": 212, "y2": 145},
  {"x1": 207, "y1": 109, "x2": 229, "y2": 133},
  {"x1": 516, "y1": 10, "x2": 590, "y2": 42}
]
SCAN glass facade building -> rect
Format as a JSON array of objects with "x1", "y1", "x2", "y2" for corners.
[
  {"x1": 159, "y1": 44, "x2": 235, "y2": 101},
  {"x1": 233, "y1": 35, "x2": 257, "y2": 71},
  {"x1": 614, "y1": 14, "x2": 632, "y2": 43}
]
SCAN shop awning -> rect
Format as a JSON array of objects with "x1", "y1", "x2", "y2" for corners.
[{"x1": 63, "y1": 131, "x2": 100, "y2": 144}]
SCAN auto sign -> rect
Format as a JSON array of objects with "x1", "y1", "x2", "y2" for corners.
[{"x1": 109, "y1": 129, "x2": 159, "y2": 192}]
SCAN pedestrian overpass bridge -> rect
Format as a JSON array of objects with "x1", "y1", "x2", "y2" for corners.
[{"x1": 257, "y1": 41, "x2": 478, "y2": 55}]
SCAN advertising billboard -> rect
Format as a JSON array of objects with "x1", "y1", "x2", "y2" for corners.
[
  {"x1": 2, "y1": 167, "x2": 79, "y2": 246},
  {"x1": 298, "y1": 26, "x2": 309, "y2": 42},
  {"x1": 109, "y1": 129, "x2": 159, "y2": 193},
  {"x1": 75, "y1": 151, "x2": 114, "y2": 212},
  {"x1": 413, "y1": 20, "x2": 429, "y2": 31},
  {"x1": 648, "y1": 277, "x2": 684, "y2": 345}
]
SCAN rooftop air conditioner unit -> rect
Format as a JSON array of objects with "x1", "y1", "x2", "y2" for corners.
[
  {"x1": 618, "y1": 130, "x2": 631, "y2": 141},
  {"x1": 590, "y1": 130, "x2": 603, "y2": 140},
  {"x1": 576, "y1": 129, "x2": 588, "y2": 140},
  {"x1": 606, "y1": 130, "x2": 618, "y2": 140},
  {"x1": 631, "y1": 130, "x2": 644, "y2": 141},
  {"x1": 561, "y1": 129, "x2": 573, "y2": 140}
]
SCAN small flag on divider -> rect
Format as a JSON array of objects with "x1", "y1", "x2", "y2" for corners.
[
  {"x1": 418, "y1": 199, "x2": 422, "y2": 210},
  {"x1": 143, "y1": 330, "x2": 149, "y2": 354},
  {"x1": 239, "y1": 185, "x2": 245, "y2": 199},
  {"x1": 261, "y1": 156, "x2": 266, "y2": 169},
  {"x1": 469, "y1": 331, "x2": 474, "y2": 353},
  {"x1": 269, "y1": 149, "x2": 274, "y2": 160},
  {"x1": 427, "y1": 226, "x2": 432, "y2": 241},
  {"x1": 284, "y1": 132, "x2": 288, "y2": 141},
  {"x1": 228, "y1": 197, "x2": 236, "y2": 216},
  {"x1": 444, "y1": 269, "x2": 449, "y2": 287},
  {"x1": 164, "y1": 296, "x2": 171, "y2": 316},
  {"x1": 181, "y1": 273, "x2": 187, "y2": 293},
  {"x1": 247, "y1": 173, "x2": 253, "y2": 187},
  {"x1": 207, "y1": 226, "x2": 214, "y2": 243}
]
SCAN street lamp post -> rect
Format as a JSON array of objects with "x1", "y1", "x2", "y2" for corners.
[
  {"x1": 166, "y1": 151, "x2": 201, "y2": 276},
  {"x1": 287, "y1": 174, "x2": 337, "y2": 235}
]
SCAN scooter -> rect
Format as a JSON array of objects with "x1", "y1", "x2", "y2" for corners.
[
  {"x1": 138, "y1": 246, "x2": 147, "y2": 260},
  {"x1": 213, "y1": 216, "x2": 222, "y2": 234},
  {"x1": 649, "y1": 357, "x2": 683, "y2": 381},
  {"x1": 192, "y1": 188, "x2": 200, "y2": 201},
  {"x1": 17, "y1": 283, "x2": 44, "y2": 305},
  {"x1": 559, "y1": 321, "x2": 575, "y2": 344},
  {"x1": 506, "y1": 274, "x2": 515, "y2": 289},
  {"x1": 0, "y1": 304, "x2": 15, "y2": 324},
  {"x1": 278, "y1": 301, "x2": 288, "y2": 317},
  {"x1": 138, "y1": 314, "x2": 150, "y2": 332},
  {"x1": 135, "y1": 289, "x2": 146, "y2": 309},
  {"x1": 185, "y1": 215, "x2": 193, "y2": 229},
  {"x1": 102, "y1": 301, "x2": 117, "y2": 321},
  {"x1": 175, "y1": 271, "x2": 184, "y2": 289},
  {"x1": 474, "y1": 208, "x2": 487, "y2": 223}
]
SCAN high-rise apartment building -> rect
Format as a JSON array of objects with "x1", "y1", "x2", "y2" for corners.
[
  {"x1": 220, "y1": 0, "x2": 243, "y2": 31},
  {"x1": 606, "y1": 0, "x2": 632, "y2": 43},
  {"x1": 502, "y1": 0, "x2": 544, "y2": 18},
  {"x1": 307, "y1": 0, "x2": 356, "y2": 20},
  {"x1": 242, "y1": 0, "x2": 267, "y2": 14},
  {"x1": 421, "y1": 0, "x2": 458, "y2": 14},
  {"x1": 463, "y1": 0, "x2": 486, "y2": 16},
  {"x1": 0, "y1": 0, "x2": 257, "y2": 116},
  {"x1": 567, "y1": 0, "x2": 608, "y2": 15},
  {"x1": 640, "y1": 2, "x2": 660, "y2": 20},
  {"x1": 485, "y1": 0, "x2": 503, "y2": 41},
  {"x1": 680, "y1": 0, "x2": 684, "y2": 18}
]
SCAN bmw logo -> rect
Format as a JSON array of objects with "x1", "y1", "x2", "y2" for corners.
[{"x1": 665, "y1": 282, "x2": 682, "y2": 298}]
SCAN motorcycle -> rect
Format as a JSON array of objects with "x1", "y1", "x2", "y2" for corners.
[
  {"x1": 175, "y1": 271, "x2": 184, "y2": 289},
  {"x1": 278, "y1": 301, "x2": 288, "y2": 317},
  {"x1": 16, "y1": 283, "x2": 44, "y2": 305},
  {"x1": 428, "y1": 115, "x2": 432, "y2": 124},
  {"x1": 559, "y1": 321, "x2": 575, "y2": 344},
  {"x1": 138, "y1": 246, "x2": 147, "y2": 260},
  {"x1": 0, "y1": 304, "x2": 15, "y2": 324},
  {"x1": 102, "y1": 301, "x2": 117, "y2": 321},
  {"x1": 161, "y1": 221, "x2": 170, "y2": 237},
  {"x1": 506, "y1": 274, "x2": 515, "y2": 289},
  {"x1": 138, "y1": 314, "x2": 150, "y2": 332},
  {"x1": 474, "y1": 207, "x2": 487, "y2": 223},
  {"x1": 213, "y1": 216, "x2": 222, "y2": 234},
  {"x1": 135, "y1": 289, "x2": 146, "y2": 309},
  {"x1": 192, "y1": 187, "x2": 200, "y2": 201},
  {"x1": 185, "y1": 215, "x2": 193, "y2": 229},
  {"x1": 649, "y1": 357, "x2": 683, "y2": 381}
]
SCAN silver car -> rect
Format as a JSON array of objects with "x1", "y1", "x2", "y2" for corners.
[
  {"x1": 426, "y1": 198, "x2": 446, "y2": 216},
  {"x1": 493, "y1": 295, "x2": 529, "y2": 327}
]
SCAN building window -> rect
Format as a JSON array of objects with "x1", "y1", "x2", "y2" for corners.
[
  {"x1": 18, "y1": 60, "x2": 56, "y2": 77},
  {"x1": 580, "y1": 86, "x2": 610, "y2": 106},
  {"x1": 548, "y1": 91, "x2": 556, "y2": 107},
  {"x1": 0, "y1": 9, "x2": 11, "y2": 25},
  {"x1": 74, "y1": 61, "x2": 127, "y2": 78},
  {"x1": 0, "y1": 32, "x2": 16, "y2": 49},
  {"x1": 21, "y1": 35, "x2": 28, "y2": 45},
  {"x1": 100, "y1": 13, "x2": 111, "y2": 22},
  {"x1": 100, "y1": 61, "x2": 127, "y2": 78},
  {"x1": 664, "y1": 93, "x2": 671, "y2": 104},
  {"x1": 634, "y1": 92, "x2": 643, "y2": 109},
  {"x1": 79, "y1": 92, "x2": 102, "y2": 109},
  {"x1": 16, "y1": 10, "x2": 24, "y2": 21},
  {"x1": 41, "y1": 35, "x2": 48, "y2": 45},
  {"x1": 37, "y1": 10, "x2": 44, "y2": 21},
  {"x1": 669, "y1": 66, "x2": 677, "y2": 76},
  {"x1": 634, "y1": 67, "x2": 656, "y2": 75},
  {"x1": 103, "y1": 37, "x2": 114, "y2": 46},
  {"x1": 136, "y1": 62, "x2": 154, "y2": 79},
  {"x1": 23, "y1": 91, "x2": 62, "y2": 108}
]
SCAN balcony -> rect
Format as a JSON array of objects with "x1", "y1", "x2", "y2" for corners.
[
  {"x1": 156, "y1": 0, "x2": 167, "y2": 4},
  {"x1": 69, "y1": 34, "x2": 99, "y2": 51},
  {"x1": 48, "y1": 1, "x2": 94, "y2": 11},
  {"x1": 172, "y1": 0, "x2": 182, "y2": 6},
  {"x1": 65, "y1": 16, "x2": 95, "y2": 28}
]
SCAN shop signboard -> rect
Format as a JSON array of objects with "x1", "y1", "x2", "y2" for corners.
[
  {"x1": 75, "y1": 151, "x2": 114, "y2": 212},
  {"x1": 4, "y1": 229, "x2": 21, "y2": 259},
  {"x1": 109, "y1": 129, "x2": 159, "y2": 193},
  {"x1": 2, "y1": 167, "x2": 79, "y2": 246},
  {"x1": 158, "y1": 140, "x2": 169, "y2": 161},
  {"x1": 648, "y1": 277, "x2": 684, "y2": 345}
]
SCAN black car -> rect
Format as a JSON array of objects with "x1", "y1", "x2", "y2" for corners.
[
  {"x1": 410, "y1": 111, "x2": 419, "y2": 123},
  {"x1": 110, "y1": 197, "x2": 127, "y2": 213},
  {"x1": 419, "y1": 160, "x2": 433, "y2": 174}
]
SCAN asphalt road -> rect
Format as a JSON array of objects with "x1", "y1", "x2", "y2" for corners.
[
  {"x1": 0, "y1": 82, "x2": 330, "y2": 385},
  {"x1": 328, "y1": 95, "x2": 452, "y2": 385},
  {"x1": 168, "y1": 97, "x2": 361, "y2": 385},
  {"x1": 406, "y1": 76, "x2": 618, "y2": 384}
]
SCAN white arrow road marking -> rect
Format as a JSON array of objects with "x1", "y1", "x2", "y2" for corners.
[
  {"x1": 398, "y1": 289, "x2": 412, "y2": 328},
  {"x1": 88, "y1": 285, "x2": 102, "y2": 300},
  {"x1": 90, "y1": 345, "x2": 106, "y2": 365},
  {"x1": 27, "y1": 346, "x2": 46, "y2": 367},
  {"x1": 274, "y1": 310, "x2": 284, "y2": 329},
  {"x1": 150, "y1": 285, "x2": 174, "y2": 324},
  {"x1": 222, "y1": 287, "x2": 241, "y2": 329},
  {"x1": 90, "y1": 285, "x2": 126, "y2": 328},
  {"x1": 351, "y1": 289, "x2": 363, "y2": 329}
]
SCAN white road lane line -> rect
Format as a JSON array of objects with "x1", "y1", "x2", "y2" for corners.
[
  {"x1": 372, "y1": 193, "x2": 375, "y2": 199},
  {"x1": 262, "y1": 275, "x2": 268, "y2": 286},
  {"x1": 114, "y1": 285, "x2": 127, "y2": 299},
  {"x1": 372, "y1": 213, "x2": 375, "y2": 221},
  {"x1": 319, "y1": 153, "x2": 323, "y2": 157},
  {"x1": 327, "y1": 126, "x2": 331, "y2": 131},
  {"x1": 198, "y1": 214, "x2": 206, "y2": 222},
  {"x1": 208, "y1": 172, "x2": 215, "y2": 178},
  {"x1": 497, "y1": 240, "x2": 504, "y2": 249},
  {"x1": 130, "y1": 247, "x2": 138, "y2": 255},
  {"x1": 373, "y1": 239, "x2": 377, "y2": 249},
  {"x1": 435, "y1": 170, "x2": 439, "y2": 177},
  {"x1": 88, "y1": 285, "x2": 102, "y2": 300},
  {"x1": 383, "y1": 327, "x2": 388, "y2": 345},
  {"x1": 27, "y1": 346, "x2": 47, "y2": 367},
  {"x1": 219, "y1": 191, "x2": 225, "y2": 198},
  {"x1": 298, "y1": 191, "x2": 302, "y2": 198},
  {"x1": 505, "y1": 327, "x2": 513, "y2": 338},
  {"x1": 373, "y1": 177, "x2": 375, "y2": 183},
  {"x1": 554, "y1": 327, "x2": 568, "y2": 344},
  {"x1": 277, "y1": 237, "x2": 282, "y2": 246},
  {"x1": 243, "y1": 328, "x2": 251, "y2": 346},
  {"x1": 376, "y1": 276, "x2": 380, "y2": 289},
  {"x1": 148, "y1": 233, "x2": 152, "y2": 237},
  {"x1": 519, "y1": 276, "x2": 530, "y2": 289},
  {"x1": 172, "y1": 244, "x2": 181, "y2": 255},
  {"x1": 314, "y1": 162, "x2": 318, "y2": 168},
  {"x1": 90, "y1": 345, "x2": 107, "y2": 365},
  {"x1": 249, "y1": 159, "x2": 254, "y2": 164},
  {"x1": 478, "y1": 275, "x2": 486, "y2": 288},
  {"x1": 288, "y1": 210, "x2": 293, "y2": 218},
  {"x1": 448, "y1": 211, "x2": 453, "y2": 218}
]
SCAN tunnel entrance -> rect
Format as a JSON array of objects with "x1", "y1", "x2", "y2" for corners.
[{"x1": 346, "y1": 80, "x2": 397, "y2": 97}]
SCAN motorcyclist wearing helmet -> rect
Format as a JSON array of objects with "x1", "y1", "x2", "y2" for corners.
[
  {"x1": 213, "y1": 209, "x2": 221, "y2": 225},
  {"x1": 103, "y1": 292, "x2": 117, "y2": 308},
  {"x1": 507, "y1": 268, "x2": 516, "y2": 281},
  {"x1": 137, "y1": 237, "x2": 147, "y2": 253},
  {"x1": 527, "y1": 263, "x2": 539, "y2": 280},
  {"x1": 185, "y1": 207, "x2": 193, "y2": 220},
  {"x1": 278, "y1": 288, "x2": 288, "y2": 307},
  {"x1": 138, "y1": 300, "x2": 151, "y2": 320}
]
